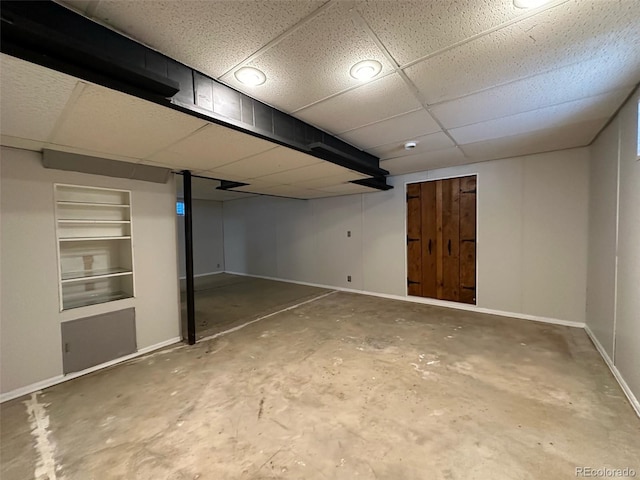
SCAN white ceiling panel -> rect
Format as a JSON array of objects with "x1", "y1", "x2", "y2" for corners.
[
  {"x1": 339, "y1": 109, "x2": 441, "y2": 148},
  {"x1": 60, "y1": 0, "x2": 326, "y2": 79},
  {"x1": 0, "y1": 54, "x2": 79, "y2": 142},
  {"x1": 369, "y1": 131, "x2": 456, "y2": 160},
  {"x1": 175, "y1": 175, "x2": 256, "y2": 201},
  {"x1": 53, "y1": 85, "x2": 207, "y2": 158},
  {"x1": 316, "y1": 182, "x2": 377, "y2": 194},
  {"x1": 207, "y1": 146, "x2": 322, "y2": 180},
  {"x1": 354, "y1": 0, "x2": 530, "y2": 66},
  {"x1": 147, "y1": 124, "x2": 277, "y2": 171},
  {"x1": 430, "y1": 56, "x2": 640, "y2": 129},
  {"x1": 294, "y1": 73, "x2": 421, "y2": 134},
  {"x1": 460, "y1": 119, "x2": 603, "y2": 161},
  {"x1": 381, "y1": 147, "x2": 467, "y2": 176},
  {"x1": 255, "y1": 162, "x2": 367, "y2": 185},
  {"x1": 449, "y1": 89, "x2": 631, "y2": 145},
  {"x1": 221, "y1": 2, "x2": 394, "y2": 112},
  {"x1": 405, "y1": 0, "x2": 640, "y2": 105}
]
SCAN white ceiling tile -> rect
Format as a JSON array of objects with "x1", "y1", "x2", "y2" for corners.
[
  {"x1": 430, "y1": 58, "x2": 640, "y2": 129},
  {"x1": 255, "y1": 162, "x2": 367, "y2": 185},
  {"x1": 460, "y1": 119, "x2": 603, "y2": 161},
  {"x1": 175, "y1": 175, "x2": 257, "y2": 201},
  {"x1": 355, "y1": 0, "x2": 528, "y2": 66},
  {"x1": 221, "y1": 2, "x2": 394, "y2": 112},
  {"x1": 380, "y1": 147, "x2": 467, "y2": 176},
  {"x1": 207, "y1": 146, "x2": 322, "y2": 180},
  {"x1": 405, "y1": 0, "x2": 640, "y2": 104},
  {"x1": 339, "y1": 109, "x2": 441, "y2": 148},
  {"x1": 53, "y1": 85, "x2": 207, "y2": 158},
  {"x1": 368, "y1": 131, "x2": 455, "y2": 160},
  {"x1": 65, "y1": 0, "x2": 326, "y2": 78},
  {"x1": 294, "y1": 73, "x2": 421, "y2": 134},
  {"x1": 147, "y1": 124, "x2": 278, "y2": 170},
  {"x1": 449, "y1": 89, "x2": 629, "y2": 145},
  {"x1": 0, "y1": 54, "x2": 79, "y2": 142},
  {"x1": 316, "y1": 183, "x2": 377, "y2": 194},
  {"x1": 294, "y1": 173, "x2": 367, "y2": 189}
]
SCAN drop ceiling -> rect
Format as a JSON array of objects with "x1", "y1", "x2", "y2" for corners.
[
  {"x1": 53, "y1": 0, "x2": 640, "y2": 177},
  {"x1": 2, "y1": 0, "x2": 639, "y2": 197},
  {"x1": 0, "y1": 53, "x2": 373, "y2": 200}
]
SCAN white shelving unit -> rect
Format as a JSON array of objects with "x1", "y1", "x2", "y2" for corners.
[{"x1": 55, "y1": 184, "x2": 135, "y2": 310}]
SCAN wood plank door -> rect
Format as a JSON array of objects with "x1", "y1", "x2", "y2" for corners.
[{"x1": 406, "y1": 176, "x2": 476, "y2": 305}]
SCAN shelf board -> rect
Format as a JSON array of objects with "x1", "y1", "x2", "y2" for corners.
[
  {"x1": 58, "y1": 220, "x2": 131, "y2": 224},
  {"x1": 59, "y1": 236, "x2": 131, "y2": 242},
  {"x1": 63, "y1": 291, "x2": 133, "y2": 310},
  {"x1": 62, "y1": 268, "x2": 133, "y2": 283},
  {"x1": 57, "y1": 201, "x2": 130, "y2": 208}
]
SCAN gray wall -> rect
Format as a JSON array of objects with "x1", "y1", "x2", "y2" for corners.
[
  {"x1": 176, "y1": 199, "x2": 224, "y2": 277},
  {"x1": 0, "y1": 147, "x2": 181, "y2": 394},
  {"x1": 587, "y1": 89, "x2": 640, "y2": 403},
  {"x1": 224, "y1": 147, "x2": 590, "y2": 324}
]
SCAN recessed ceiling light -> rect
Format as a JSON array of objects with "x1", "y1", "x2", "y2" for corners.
[
  {"x1": 513, "y1": 0, "x2": 552, "y2": 8},
  {"x1": 234, "y1": 66, "x2": 266, "y2": 86},
  {"x1": 350, "y1": 60, "x2": 382, "y2": 81}
]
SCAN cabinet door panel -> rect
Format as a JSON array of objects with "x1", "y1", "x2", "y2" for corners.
[
  {"x1": 440, "y1": 178, "x2": 460, "y2": 302},
  {"x1": 459, "y1": 176, "x2": 477, "y2": 304},
  {"x1": 406, "y1": 183, "x2": 422, "y2": 296},
  {"x1": 420, "y1": 181, "x2": 438, "y2": 298}
]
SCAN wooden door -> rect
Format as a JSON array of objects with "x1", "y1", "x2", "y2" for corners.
[{"x1": 406, "y1": 176, "x2": 476, "y2": 305}]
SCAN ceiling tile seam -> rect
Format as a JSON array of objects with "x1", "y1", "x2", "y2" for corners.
[
  {"x1": 380, "y1": 144, "x2": 460, "y2": 162},
  {"x1": 442, "y1": 86, "x2": 635, "y2": 131},
  {"x1": 45, "y1": 81, "x2": 87, "y2": 144},
  {"x1": 364, "y1": 131, "x2": 450, "y2": 153},
  {"x1": 423, "y1": 57, "x2": 640, "y2": 110},
  {"x1": 289, "y1": 70, "x2": 397, "y2": 115},
  {"x1": 459, "y1": 143, "x2": 590, "y2": 166},
  {"x1": 349, "y1": 10, "x2": 465, "y2": 157},
  {"x1": 84, "y1": 0, "x2": 101, "y2": 18},
  {"x1": 143, "y1": 123, "x2": 212, "y2": 160},
  {"x1": 397, "y1": 0, "x2": 570, "y2": 71},
  {"x1": 336, "y1": 108, "x2": 424, "y2": 136},
  {"x1": 217, "y1": 0, "x2": 337, "y2": 81},
  {"x1": 202, "y1": 145, "x2": 313, "y2": 173}
]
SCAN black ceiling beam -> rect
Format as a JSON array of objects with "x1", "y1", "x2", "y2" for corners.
[{"x1": 0, "y1": 0, "x2": 391, "y2": 189}]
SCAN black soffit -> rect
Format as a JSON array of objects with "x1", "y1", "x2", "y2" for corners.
[{"x1": 0, "y1": 1, "x2": 391, "y2": 190}]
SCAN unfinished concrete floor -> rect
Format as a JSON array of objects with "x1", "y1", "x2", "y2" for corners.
[
  {"x1": 181, "y1": 273, "x2": 330, "y2": 339},
  {"x1": 2, "y1": 286, "x2": 639, "y2": 480}
]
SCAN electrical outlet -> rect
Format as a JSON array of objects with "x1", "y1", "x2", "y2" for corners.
[
  {"x1": 217, "y1": 263, "x2": 220, "y2": 268},
  {"x1": 347, "y1": 231, "x2": 351, "y2": 237},
  {"x1": 347, "y1": 275, "x2": 352, "y2": 282}
]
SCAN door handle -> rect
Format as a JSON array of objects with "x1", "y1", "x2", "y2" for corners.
[
  {"x1": 428, "y1": 239, "x2": 432, "y2": 255},
  {"x1": 448, "y1": 239, "x2": 451, "y2": 256}
]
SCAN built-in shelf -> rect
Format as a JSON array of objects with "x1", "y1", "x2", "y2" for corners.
[
  {"x1": 62, "y1": 268, "x2": 133, "y2": 282},
  {"x1": 55, "y1": 184, "x2": 135, "y2": 310},
  {"x1": 57, "y1": 201, "x2": 130, "y2": 208},
  {"x1": 63, "y1": 290, "x2": 131, "y2": 310},
  {"x1": 59, "y1": 236, "x2": 132, "y2": 242},
  {"x1": 58, "y1": 220, "x2": 131, "y2": 224}
]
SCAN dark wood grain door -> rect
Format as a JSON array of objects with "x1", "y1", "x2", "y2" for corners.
[{"x1": 406, "y1": 176, "x2": 476, "y2": 305}]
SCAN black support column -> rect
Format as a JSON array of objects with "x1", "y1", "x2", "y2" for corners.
[{"x1": 182, "y1": 170, "x2": 196, "y2": 345}]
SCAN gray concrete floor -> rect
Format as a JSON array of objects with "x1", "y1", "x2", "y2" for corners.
[
  {"x1": 181, "y1": 273, "x2": 330, "y2": 339},
  {"x1": 2, "y1": 278, "x2": 639, "y2": 480}
]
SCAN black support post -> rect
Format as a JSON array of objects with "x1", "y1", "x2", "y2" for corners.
[{"x1": 183, "y1": 170, "x2": 196, "y2": 345}]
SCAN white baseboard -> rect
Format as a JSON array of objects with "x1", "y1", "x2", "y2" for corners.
[
  {"x1": 224, "y1": 271, "x2": 585, "y2": 329},
  {"x1": 584, "y1": 326, "x2": 640, "y2": 418},
  {"x1": 178, "y1": 271, "x2": 223, "y2": 281},
  {"x1": 0, "y1": 337, "x2": 181, "y2": 404}
]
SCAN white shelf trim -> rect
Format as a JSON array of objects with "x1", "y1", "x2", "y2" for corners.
[
  {"x1": 61, "y1": 271, "x2": 133, "y2": 284},
  {"x1": 58, "y1": 220, "x2": 131, "y2": 224},
  {"x1": 59, "y1": 236, "x2": 131, "y2": 241},
  {"x1": 57, "y1": 201, "x2": 130, "y2": 208}
]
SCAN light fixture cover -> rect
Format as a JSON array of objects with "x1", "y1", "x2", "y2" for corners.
[
  {"x1": 350, "y1": 60, "x2": 382, "y2": 80},
  {"x1": 234, "y1": 66, "x2": 266, "y2": 86}
]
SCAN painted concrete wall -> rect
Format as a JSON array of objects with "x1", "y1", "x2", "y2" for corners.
[
  {"x1": 224, "y1": 147, "x2": 590, "y2": 324},
  {"x1": 176, "y1": 199, "x2": 224, "y2": 278},
  {"x1": 0, "y1": 147, "x2": 181, "y2": 394},
  {"x1": 587, "y1": 89, "x2": 640, "y2": 402}
]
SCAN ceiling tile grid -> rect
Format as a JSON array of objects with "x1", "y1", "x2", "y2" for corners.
[
  {"x1": 369, "y1": 131, "x2": 456, "y2": 160},
  {"x1": 60, "y1": 0, "x2": 326, "y2": 79},
  {"x1": 0, "y1": 54, "x2": 79, "y2": 141},
  {"x1": 221, "y1": 2, "x2": 395, "y2": 112}
]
